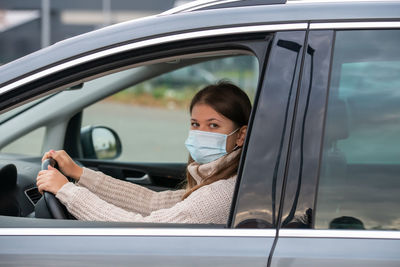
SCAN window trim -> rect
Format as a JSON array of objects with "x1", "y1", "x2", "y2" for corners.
[
  {"x1": 1, "y1": 228, "x2": 399, "y2": 239},
  {"x1": 279, "y1": 229, "x2": 400, "y2": 240},
  {"x1": 310, "y1": 21, "x2": 400, "y2": 30},
  {"x1": 0, "y1": 228, "x2": 277, "y2": 237}
]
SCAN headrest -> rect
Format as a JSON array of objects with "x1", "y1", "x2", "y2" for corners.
[{"x1": 0, "y1": 164, "x2": 17, "y2": 191}]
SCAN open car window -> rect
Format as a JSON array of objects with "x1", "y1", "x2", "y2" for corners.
[{"x1": 81, "y1": 53, "x2": 258, "y2": 163}]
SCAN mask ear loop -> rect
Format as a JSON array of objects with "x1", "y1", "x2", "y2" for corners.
[
  {"x1": 231, "y1": 145, "x2": 239, "y2": 151},
  {"x1": 227, "y1": 127, "x2": 240, "y2": 136},
  {"x1": 228, "y1": 127, "x2": 242, "y2": 153}
]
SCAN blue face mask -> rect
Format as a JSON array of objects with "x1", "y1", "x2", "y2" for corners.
[{"x1": 184, "y1": 128, "x2": 239, "y2": 164}]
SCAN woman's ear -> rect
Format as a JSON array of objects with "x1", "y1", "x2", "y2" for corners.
[{"x1": 236, "y1": 126, "x2": 248, "y2": 147}]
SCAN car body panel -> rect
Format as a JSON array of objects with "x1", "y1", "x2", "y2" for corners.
[
  {"x1": 272, "y1": 230, "x2": 400, "y2": 267},
  {"x1": 0, "y1": 228, "x2": 275, "y2": 267}
]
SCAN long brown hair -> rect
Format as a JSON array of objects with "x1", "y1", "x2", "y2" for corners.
[{"x1": 182, "y1": 81, "x2": 252, "y2": 199}]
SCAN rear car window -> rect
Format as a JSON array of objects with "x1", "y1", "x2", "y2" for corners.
[{"x1": 316, "y1": 30, "x2": 400, "y2": 230}]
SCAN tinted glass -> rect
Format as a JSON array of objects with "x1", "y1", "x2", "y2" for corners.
[
  {"x1": 279, "y1": 30, "x2": 334, "y2": 229},
  {"x1": 233, "y1": 31, "x2": 306, "y2": 228},
  {"x1": 316, "y1": 30, "x2": 400, "y2": 230}
]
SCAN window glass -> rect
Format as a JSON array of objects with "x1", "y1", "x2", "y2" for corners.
[
  {"x1": 1, "y1": 127, "x2": 45, "y2": 156},
  {"x1": 82, "y1": 55, "x2": 258, "y2": 162},
  {"x1": 316, "y1": 30, "x2": 400, "y2": 230}
]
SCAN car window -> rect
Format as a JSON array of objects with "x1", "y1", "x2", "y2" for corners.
[
  {"x1": 1, "y1": 127, "x2": 45, "y2": 156},
  {"x1": 81, "y1": 55, "x2": 258, "y2": 162},
  {"x1": 0, "y1": 94, "x2": 56, "y2": 156},
  {"x1": 315, "y1": 30, "x2": 400, "y2": 230}
]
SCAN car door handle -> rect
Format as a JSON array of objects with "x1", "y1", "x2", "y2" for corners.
[{"x1": 126, "y1": 174, "x2": 152, "y2": 185}]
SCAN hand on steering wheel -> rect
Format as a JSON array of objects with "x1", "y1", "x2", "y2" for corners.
[
  {"x1": 37, "y1": 159, "x2": 69, "y2": 195},
  {"x1": 35, "y1": 158, "x2": 74, "y2": 219},
  {"x1": 42, "y1": 150, "x2": 83, "y2": 181}
]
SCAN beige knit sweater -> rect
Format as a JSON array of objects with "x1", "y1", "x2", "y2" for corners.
[{"x1": 56, "y1": 149, "x2": 240, "y2": 224}]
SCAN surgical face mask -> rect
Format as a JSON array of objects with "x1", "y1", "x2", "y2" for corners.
[{"x1": 184, "y1": 128, "x2": 239, "y2": 164}]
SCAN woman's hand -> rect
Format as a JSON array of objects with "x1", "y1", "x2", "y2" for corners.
[
  {"x1": 36, "y1": 165, "x2": 69, "y2": 194},
  {"x1": 42, "y1": 150, "x2": 83, "y2": 181}
]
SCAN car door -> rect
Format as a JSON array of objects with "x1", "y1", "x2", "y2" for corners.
[
  {"x1": 0, "y1": 20, "x2": 307, "y2": 266},
  {"x1": 271, "y1": 23, "x2": 400, "y2": 266}
]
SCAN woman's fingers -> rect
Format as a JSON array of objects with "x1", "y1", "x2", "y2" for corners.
[
  {"x1": 49, "y1": 150, "x2": 64, "y2": 166},
  {"x1": 37, "y1": 169, "x2": 50, "y2": 193},
  {"x1": 36, "y1": 166, "x2": 68, "y2": 195},
  {"x1": 41, "y1": 149, "x2": 54, "y2": 162},
  {"x1": 36, "y1": 175, "x2": 47, "y2": 194},
  {"x1": 37, "y1": 181, "x2": 50, "y2": 194},
  {"x1": 41, "y1": 149, "x2": 68, "y2": 169},
  {"x1": 40, "y1": 149, "x2": 82, "y2": 180},
  {"x1": 37, "y1": 182, "x2": 45, "y2": 194}
]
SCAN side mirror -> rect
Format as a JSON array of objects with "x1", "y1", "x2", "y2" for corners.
[{"x1": 80, "y1": 126, "x2": 122, "y2": 159}]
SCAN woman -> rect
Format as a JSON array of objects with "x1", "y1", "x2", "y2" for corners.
[{"x1": 36, "y1": 82, "x2": 252, "y2": 224}]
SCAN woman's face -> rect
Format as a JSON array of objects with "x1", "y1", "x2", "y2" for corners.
[{"x1": 190, "y1": 104, "x2": 246, "y2": 152}]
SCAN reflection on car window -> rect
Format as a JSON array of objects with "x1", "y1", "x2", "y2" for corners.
[
  {"x1": 316, "y1": 30, "x2": 400, "y2": 230},
  {"x1": 82, "y1": 55, "x2": 258, "y2": 162}
]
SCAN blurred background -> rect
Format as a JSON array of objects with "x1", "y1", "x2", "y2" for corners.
[{"x1": 0, "y1": 0, "x2": 193, "y2": 64}]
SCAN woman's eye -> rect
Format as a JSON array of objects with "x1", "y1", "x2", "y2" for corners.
[
  {"x1": 191, "y1": 122, "x2": 199, "y2": 127},
  {"x1": 210, "y1": 123, "x2": 219, "y2": 129}
]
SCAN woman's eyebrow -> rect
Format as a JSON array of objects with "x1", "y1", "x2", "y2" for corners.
[
  {"x1": 207, "y1": 118, "x2": 222, "y2": 122},
  {"x1": 190, "y1": 118, "x2": 222, "y2": 122}
]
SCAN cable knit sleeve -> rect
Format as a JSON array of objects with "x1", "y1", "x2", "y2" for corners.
[
  {"x1": 55, "y1": 177, "x2": 236, "y2": 224},
  {"x1": 75, "y1": 167, "x2": 184, "y2": 215}
]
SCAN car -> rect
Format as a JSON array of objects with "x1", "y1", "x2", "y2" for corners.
[{"x1": 0, "y1": 0, "x2": 399, "y2": 266}]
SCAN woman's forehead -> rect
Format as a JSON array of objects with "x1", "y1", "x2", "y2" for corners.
[{"x1": 191, "y1": 104, "x2": 229, "y2": 121}]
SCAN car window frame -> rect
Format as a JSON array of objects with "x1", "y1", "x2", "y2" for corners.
[{"x1": 0, "y1": 24, "x2": 310, "y2": 230}]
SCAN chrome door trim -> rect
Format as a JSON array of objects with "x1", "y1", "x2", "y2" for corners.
[
  {"x1": 0, "y1": 23, "x2": 307, "y2": 96},
  {"x1": 0, "y1": 228, "x2": 276, "y2": 237},
  {"x1": 310, "y1": 21, "x2": 400, "y2": 30},
  {"x1": 1, "y1": 228, "x2": 398, "y2": 239},
  {"x1": 279, "y1": 229, "x2": 400, "y2": 240}
]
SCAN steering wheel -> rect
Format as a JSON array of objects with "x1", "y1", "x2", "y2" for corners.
[{"x1": 35, "y1": 158, "x2": 74, "y2": 219}]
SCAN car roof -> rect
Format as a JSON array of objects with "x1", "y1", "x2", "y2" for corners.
[
  {"x1": 162, "y1": 0, "x2": 287, "y2": 15},
  {"x1": 163, "y1": 0, "x2": 400, "y2": 14},
  {"x1": 0, "y1": 0, "x2": 399, "y2": 89}
]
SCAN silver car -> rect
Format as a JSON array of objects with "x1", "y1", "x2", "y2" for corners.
[{"x1": 0, "y1": 0, "x2": 399, "y2": 266}]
